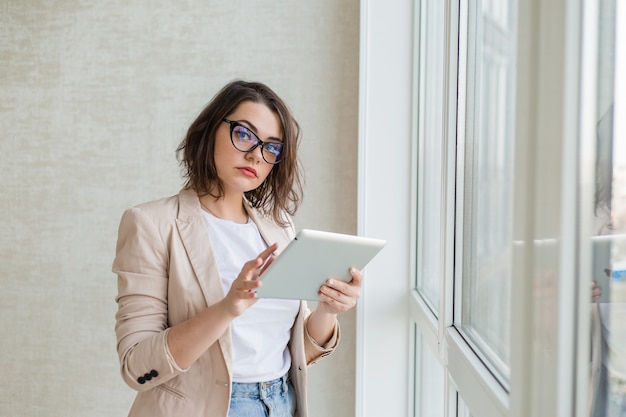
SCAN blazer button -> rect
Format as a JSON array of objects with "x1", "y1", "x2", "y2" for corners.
[
  {"x1": 144, "y1": 373, "x2": 152, "y2": 381},
  {"x1": 137, "y1": 376, "x2": 146, "y2": 384},
  {"x1": 150, "y1": 370, "x2": 159, "y2": 378}
]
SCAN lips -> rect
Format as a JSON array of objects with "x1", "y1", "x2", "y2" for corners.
[{"x1": 238, "y1": 166, "x2": 258, "y2": 178}]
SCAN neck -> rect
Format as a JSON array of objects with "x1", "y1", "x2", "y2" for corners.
[{"x1": 199, "y1": 194, "x2": 248, "y2": 224}]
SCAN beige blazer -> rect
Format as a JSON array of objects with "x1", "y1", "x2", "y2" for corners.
[{"x1": 112, "y1": 188, "x2": 339, "y2": 417}]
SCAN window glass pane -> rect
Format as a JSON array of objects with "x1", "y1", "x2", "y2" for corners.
[
  {"x1": 456, "y1": 0, "x2": 516, "y2": 383},
  {"x1": 413, "y1": 325, "x2": 445, "y2": 416},
  {"x1": 589, "y1": 0, "x2": 624, "y2": 415},
  {"x1": 415, "y1": 0, "x2": 446, "y2": 315}
]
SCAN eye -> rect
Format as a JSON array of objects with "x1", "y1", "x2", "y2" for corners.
[
  {"x1": 233, "y1": 125, "x2": 254, "y2": 143},
  {"x1": 265, "y1": 142, "x2": 283, "y2": 156}
]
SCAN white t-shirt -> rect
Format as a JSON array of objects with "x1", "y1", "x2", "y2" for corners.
[{"x1": 201, "y1": 211, "x2": 300, "y2": 383}]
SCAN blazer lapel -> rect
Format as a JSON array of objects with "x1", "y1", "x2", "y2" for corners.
[
  {"x1": 175, "y1": 188, "x2": 225, "y2": 307},
  {"x1": 175, "y1": 189, "x2": 234, "y2": 373}
]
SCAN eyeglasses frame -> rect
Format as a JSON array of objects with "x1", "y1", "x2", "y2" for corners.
[{"x1": 223, "y1": 118, "x2": 284, "y2": 164}]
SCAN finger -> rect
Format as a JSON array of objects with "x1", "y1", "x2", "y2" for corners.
[
  {"x1": 348, "y1": 267, "x2": 363, "y2": 286},
  {"x1": 240, "y1": 243, "x2": 279, "y2": 279},
  {"x1": 229, "y1": 278, "x2": 261, "y2": 297},
  {"x1": 324, "y1": 278, "x2": 360, "y2": 299},
  {"x1": 258, "y1": 243, "x2": 279, "y2": 263},
  {"x1": 323, "y1": 279, "x2": 350, "y2": 295},
  {"x1": 236, "y1": 279, "x2": 262, "y2": 291},
  {"x1": 259, "y1": 254, "x2": 276, "y2": 275},
  {"x1": 320, "y1": 280, "x2": 359, "y2": 304},
  {"x1": 318, "y1": 290, "x2": 355, "y2": 311},
  {"x1": 253, "y1": 243, "x2": 278, "y2": 277}
]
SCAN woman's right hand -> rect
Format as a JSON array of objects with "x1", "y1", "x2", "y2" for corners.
[
  {"x1": 166, "y1": 243, "x2": 278, "y2": 369},
  {"x1": 221, "y1": 243, "x2": 278, "y2": 317}
]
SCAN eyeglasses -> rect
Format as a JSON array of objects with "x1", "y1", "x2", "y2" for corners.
[{"x1": 223, "y1": 119, "x2": 284, "y2": 164}]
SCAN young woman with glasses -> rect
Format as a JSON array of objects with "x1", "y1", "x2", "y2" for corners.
[{"x1": 112, "y1": 80, "x2": 362, "y2": 417}]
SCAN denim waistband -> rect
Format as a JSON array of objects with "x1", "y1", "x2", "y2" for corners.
[{"x1": 231, "y1": 373, "x2": 290, "y2": 399}]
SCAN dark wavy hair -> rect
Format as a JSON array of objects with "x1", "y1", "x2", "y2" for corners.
[{"x1": 176, "y1": 80, "x2": 303, "y2": 225}]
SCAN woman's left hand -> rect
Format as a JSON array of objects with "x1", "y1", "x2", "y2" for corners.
[{"x1": 317, "y1": 267, "x2": 363, "y2": 314}]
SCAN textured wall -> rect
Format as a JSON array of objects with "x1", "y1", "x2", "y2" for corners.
[{"x1": 0, "y1": 1, "x2": 359, "y2": 416}]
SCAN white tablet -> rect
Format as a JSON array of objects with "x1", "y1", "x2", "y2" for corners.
[{"x1": 256, "y1": 229, "x2": 386, "y2": 301}]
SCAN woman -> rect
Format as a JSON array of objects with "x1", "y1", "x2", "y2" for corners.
[{"x1": 112, "y1": 80, "x2": 362, "y2": 417}]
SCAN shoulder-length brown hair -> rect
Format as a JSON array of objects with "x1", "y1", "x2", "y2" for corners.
[{"x1": 176, "y1": 80, "x2": 303, "y2": 225}]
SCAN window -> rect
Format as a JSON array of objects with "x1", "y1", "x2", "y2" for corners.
[
  {"x1": 413, "y1": 325, "x2": 445, "y2": 416},
  {"x1": 357, "y1": 0, "x2": 622, "y2": 416},
  {"x1": 412, "y1": 0, "x2": 515, "y2": 413},
  {"x1": 415, "y1": 0, "x2": 446, "y2": 316},
  {"x1": 454, "y1": 0, "x2": 516, "y2": 384}
]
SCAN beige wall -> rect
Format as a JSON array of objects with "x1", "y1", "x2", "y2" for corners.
[{"x1": 0, "y1": 2, "x2": 359, "y2": 416}]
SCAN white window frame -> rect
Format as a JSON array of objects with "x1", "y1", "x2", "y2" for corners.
[{"x1": 355, "y1": 1, "x2": 413, "y2": 416}]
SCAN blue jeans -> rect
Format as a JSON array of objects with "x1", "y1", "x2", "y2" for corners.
[{"x1": 228, "y1": 374, "x2": 296, "y2": 417}]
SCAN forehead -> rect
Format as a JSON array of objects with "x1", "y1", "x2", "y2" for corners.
[{"x1": 229, "y1": 101, "x2": 283, "y2": 139}]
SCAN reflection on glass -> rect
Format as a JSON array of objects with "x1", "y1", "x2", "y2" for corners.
[
  {"x1": 589, "y1": 0, "x2": 623, "y2": 416},
  {"x1": 457, "y1": 0, "x2": 516, "y2": 384},
  {"x1": 414, "y1": 326, "x2": 445, "y2": 416},
  {"x1": 415, "y1": 0, "x2": 446, "y2": 315}
]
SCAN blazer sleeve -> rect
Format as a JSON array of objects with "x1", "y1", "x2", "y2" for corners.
[
  {"x1": 112, "y1": 207, "x2": 188, "y2": 392},
  {"x1": 302, "y1": 304, "x2": 341, "y2": 365}
]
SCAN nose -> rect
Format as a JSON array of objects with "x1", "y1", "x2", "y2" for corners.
[{"x1": 245, "y1": 145, "x2": 264, "y2": 163}]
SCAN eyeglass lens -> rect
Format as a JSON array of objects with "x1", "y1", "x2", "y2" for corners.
[{"x1": 231, "y1": 124, "x2": 283, "y2": 164}]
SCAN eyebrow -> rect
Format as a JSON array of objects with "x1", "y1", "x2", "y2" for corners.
[{"x1": 236, "y1": 119, "x2": 283, "y2": 142}]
